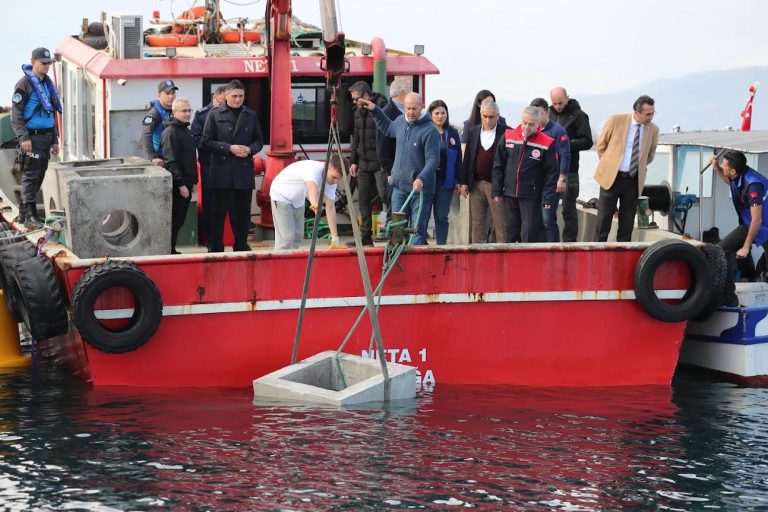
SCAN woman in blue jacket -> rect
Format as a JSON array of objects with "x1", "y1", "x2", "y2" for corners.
[{"x1": 428, "y1": 100, "x2": 462, "y2": 245}]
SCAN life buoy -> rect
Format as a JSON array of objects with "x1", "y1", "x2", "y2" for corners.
[
  {"x1": 71, "y1": 260, "x2": 162, "y2": 354},
  {"x1": 634, "y1": 239, "x2": 713, "y2": 322},
  {"x1": 220, "y1": 30, "x2": 261, "y2": 44},
  {"x1": 690, "y1": 243, "x2": 728, "y2": 321},
  {"x1": 146, "y1": 33, "x2": 199, "y2": 47},
  {"x1": 13, "y1": 255, "x2": 68, "y2": 341},
  {"x1": 0, "y1": 241, "x2": 37, "y2": 323}
]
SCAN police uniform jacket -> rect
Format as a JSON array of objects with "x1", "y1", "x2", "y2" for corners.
[
  {"x1": 201, "y1": 103, "x2": 264, "y2": 190},
  {"x1": 140, "y1": 104, "x2": 172, "y2": 160},
  {"x1": 11, "y1": 76, "x2": 60, "y2": 142}
]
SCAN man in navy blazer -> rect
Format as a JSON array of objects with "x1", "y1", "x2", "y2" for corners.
[{"x1": 201, "y1": 80, "x2": 264, "y2": 252}]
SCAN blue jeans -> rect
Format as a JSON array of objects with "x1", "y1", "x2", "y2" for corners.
[
  {"x1": 542, "y1": 198, "x2": 560, "y2": 243},
  {"x1": 391, "y1": 186, "x2": 433, "y2": 245},
  {"x1": 432, "y1": 180, "x2": 454, "y2": 245}
]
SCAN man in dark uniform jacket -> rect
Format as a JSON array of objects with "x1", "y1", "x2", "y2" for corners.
[
  {"x1": 11, "y1": 47, "x2": 61, "y2": 227},
  {"x1": 191, "y1": 84, "x2": 235, "y2": 249},
  {"x1": 161, "y1": 98, "x2": 199, "y2": 254},
  {"x1": 140, "y1": 79, "x2": 178, "y2": 165},
  {"x1": 201, "y1": 80, "x2": 264, "y2": 252},
  {"x1": 349, "y1": 81, "x2": 388, "y2": 245}
]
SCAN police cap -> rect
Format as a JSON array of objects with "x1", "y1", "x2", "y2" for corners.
[
  {"x1": 158, "y1": 80, "x2": 179, "y2": 93},
  {"x1": 31, "y1": 47, "x2": 52, "y2": 64}
]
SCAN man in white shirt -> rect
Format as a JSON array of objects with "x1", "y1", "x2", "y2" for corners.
[{"x1": 270, "y1": 155, "x2": 346, "y2": 250}]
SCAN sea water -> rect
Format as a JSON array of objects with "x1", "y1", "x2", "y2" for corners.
[{"x1": 0, "y1": 364, "x2": 767, "y2": 510}]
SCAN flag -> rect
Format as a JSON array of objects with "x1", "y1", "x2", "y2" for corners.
[{"x1": 741, "y1": 83, "x2": 758, "y2": 131}]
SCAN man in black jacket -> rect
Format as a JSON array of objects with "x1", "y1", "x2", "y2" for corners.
[
  {"x1": 349, "y1": 81, "x2": 388, "y2": 245},
  {"x1": 201, "y1": 80, "x2": 264, "y2": 252},
  {"x1": 161, "y1": 98, "x2": 198, "y2": 254},
  {"x1": 549, "y1": 87, "x2": 593, "y2": 242}
]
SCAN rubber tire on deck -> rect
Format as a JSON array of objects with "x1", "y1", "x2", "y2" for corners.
[
  {"x1": 0, "y1": 241, "x2": 38, "y2": 323},
  {"x1": 71, "y1": 260, "x2": 163, "y2": 354},
  {"x1": 634, "y1": 239, "x2": 713, "y2": 322},
  {"x1": 13, "y1": 256, "x2": 68, "y2": 340},
  {"x1": 690, "y1": 244, "x2": 728, "y2": 322}
]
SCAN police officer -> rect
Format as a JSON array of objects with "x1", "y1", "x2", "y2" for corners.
[
  {"x1": 11, "y1": 47, "x2": 61, "y2": 227},
  {"x1": 140, "y1": 79, "x2": 178, "y2": 165},
  {"x1": 201, "y1": 79, "x2": 264, "y2": 252},
  {"x1": 714, "y1": 150, "x2": 768, "y2": 306}
]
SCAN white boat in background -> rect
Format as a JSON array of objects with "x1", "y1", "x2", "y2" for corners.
[{"x1": 574, "y1": 130, "x2": 768, "y2": 385}]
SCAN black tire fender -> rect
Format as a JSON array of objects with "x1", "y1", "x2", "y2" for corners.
[
  {"x1": 690, "y1": 244, "x2": 728, "y2": 322},
  {"x1": 71, "y1": 260, "x2": 163, "y2": 354},
  {"x1": 634, "y1": 239, "x2": 713, "y2": 322},
  {"x1": 0, "y1": 241, "x2": 38, "y2": 323},
  {"x1": 13, "y1": 255, "x2": 69, "y2": 340}
]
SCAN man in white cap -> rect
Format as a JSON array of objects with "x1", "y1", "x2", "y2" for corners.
[
  {"x1": 140, "y1": 79, "x2": 178, "y2": 166},
  {"x1": 11, "y1": 47, "x2": 61, "y2": 227}
]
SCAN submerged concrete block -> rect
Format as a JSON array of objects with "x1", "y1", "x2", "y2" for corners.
[
  {"x1": 42, "y1": 157, "x2": 148, "y2": 218},
  {"x1": 253, "y1": 351, "x2": 416, "y2": 407},
  {"x1": 59, "y1": 163, "x2": 171, "y2": 257}
]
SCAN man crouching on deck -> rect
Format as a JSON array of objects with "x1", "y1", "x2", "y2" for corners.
[
  {"x1": 269, "y1": 155, "x2": 348, "y2": 251},
  {"x1": 714, "y1": 150, "x2": 768, "y2": 307}
]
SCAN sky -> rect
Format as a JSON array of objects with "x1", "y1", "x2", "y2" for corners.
[{"x1": 2, "y1": 0, "x2": 767, "y2": 121}]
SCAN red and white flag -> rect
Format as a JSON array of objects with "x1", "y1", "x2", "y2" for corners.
[{"x1": 741, "y1": 83, "x2": 759, "y2": 131}]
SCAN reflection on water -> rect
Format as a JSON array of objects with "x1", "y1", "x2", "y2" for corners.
[{"x1": 0, "y1": 366, "x2": 767, "y2": 510}]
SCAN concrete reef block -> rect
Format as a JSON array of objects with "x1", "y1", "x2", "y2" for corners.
[
  {"x1": 43, "y1": 157, "x2": 148, "y2": 218},
  {"x1": 58, "y1": 162, "x2": 171, "y2": 258},
  {"x1": 253, "y1": 351, "x2": 416, "y2": 407}
]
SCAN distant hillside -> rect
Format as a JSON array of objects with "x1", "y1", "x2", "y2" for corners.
[{"x1": 469, "y1": 66, "x2": 768, "y2": 136}]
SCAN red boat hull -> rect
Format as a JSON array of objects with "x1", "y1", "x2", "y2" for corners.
[{"x1": 53, "y1": 244, "x2": 687, "y2": 387}]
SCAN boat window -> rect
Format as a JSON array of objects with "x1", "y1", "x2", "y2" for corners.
[
  {"x1": 673, "y1": 145, "x2": 714, "y2": 199},
  {"x1": 645, "y1": 149, "x2": 670, "y2": 186},
  {"x1": 291, "y1": 83, "x2": 332, "y2": 144},
  {"x1": 63, "y1": 63, "x2": 78, "y2": 159}
]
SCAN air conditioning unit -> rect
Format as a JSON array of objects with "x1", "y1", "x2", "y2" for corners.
[{"x1": 107, "y1": 14, "x2": 143, "y2": 59}]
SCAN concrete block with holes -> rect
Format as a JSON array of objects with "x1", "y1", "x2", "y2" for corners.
[
  {"x1": 252, "y1": 350, "x2": 417, "y2": 407},
  {"x1": 42, "y1": 157, "x2": 149, "y2": 218},
  {"x1": 56, "y1": 161, "x2": 171, "y2": 257}
]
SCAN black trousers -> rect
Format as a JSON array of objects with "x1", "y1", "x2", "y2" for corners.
[
  {"x1": 561, "y1": 173, "x2": 580, "y2": 242},
  {"x1": 504, "y1": 197, "x2": 543, "y2": 243},
  {"x1": 717, "y1": 225, "x2": 768, "y2": 297},
  {"x1": 594, "y1": 172, "x2": 638, "y2": 242},
  {"x1": 210, "y1": 189, "x2": 252, "y2": 252},
  {"x1": 357, "y1": 166, "x2": 385, "y2": 239},
  {"x1": 21, "y1": 132, "x2": 53, "y2": 204},
  {"x1": 199, "y1": 163, "x2": 237, "y2": 249},
  {"x1": 170, "y1": 187, "x2": 192, "y2": 253}
]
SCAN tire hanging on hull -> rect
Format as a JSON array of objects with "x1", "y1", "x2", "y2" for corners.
[
  {"x1": 0, "y1": 241, "x2": 38, "y2": 323},
  {"x1": 633, "y1": 239, "x2": 713, "y2": 322},
  {"x1": 71, "y1": 260, "x2": 163, "y2": 354},
  {"x1": 13, "y1": 256, "x2": 69, "y2": 340}
]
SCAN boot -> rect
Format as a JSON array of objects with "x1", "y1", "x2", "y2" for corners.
[
  {"x1": 16, "y1": 203, "x2": 26, "y2": 225},
  {"x1": 25, "y1": 203, "x2": 42, "y2": 228}
]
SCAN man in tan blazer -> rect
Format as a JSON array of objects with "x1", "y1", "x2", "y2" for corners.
[{"x1": 593, "y1": 95, "x2": 659, "y2": 241}]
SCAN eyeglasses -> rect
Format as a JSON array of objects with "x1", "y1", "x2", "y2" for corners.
[{"x1": 176, "y1": 109, "x2": 193, "y2": 113}]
